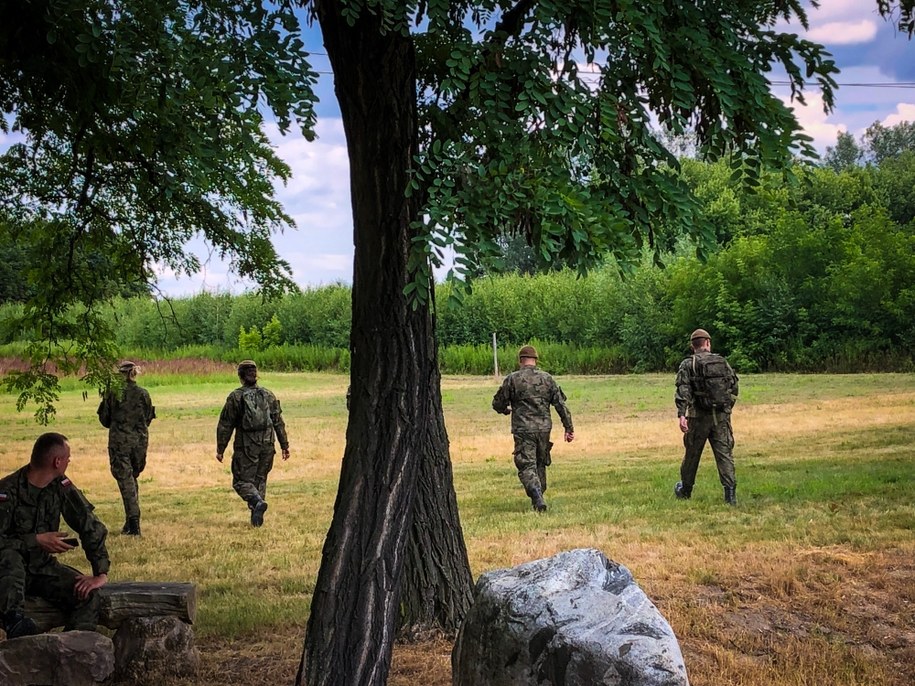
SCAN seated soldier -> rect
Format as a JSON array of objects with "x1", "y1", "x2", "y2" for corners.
[{"x1": 0, "y1": 432, "x2": 110, "y2": 638}]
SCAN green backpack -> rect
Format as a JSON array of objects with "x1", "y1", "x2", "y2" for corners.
[
  {"x1": 241, "y1": 387, "x2": 272, "y2": 431},
  {"x1": 692, "y1": 353, "x2": 735, "y2": 411}
]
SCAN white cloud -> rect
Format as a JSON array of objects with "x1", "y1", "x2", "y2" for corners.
[
  {"x1": 770, "y1": 65, "x2": 915, "y2": 149},
  {"x1": 807, "y1": 20, "x2": 878, "y2": 44},
  {"x1": 805, "y1": 0, "x2": 869, "y2": 23},
  {"x1": 152, "y1": 118, "x2": 357, "y2": 295},
  {"x1": 779, "y1": 91, "x2": 846, "y2": 152},
  {"x1": 882, "y1": 102, "x2": 915, "y2": 126}
]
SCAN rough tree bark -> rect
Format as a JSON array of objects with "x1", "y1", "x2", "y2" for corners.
[
  {"x1": 297, "y1": 2, "x2": 472, "y2": 684},
  {"x1": 400, "y1": 366, "x2": 474, "y2": 637}
]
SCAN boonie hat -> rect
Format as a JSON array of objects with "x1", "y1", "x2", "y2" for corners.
[
  {"x1": 690, "y1": 329, "x2": 711, "y2": 342},
  {"x1": 518, "y1": 345, "x2": 538, "y2": 360},
  {"x1": 237, "y1": 360, "x2": 258, "y2": 373},
  {"x1": 118, "y1": 361, "x2": 137, "y2": 373}
]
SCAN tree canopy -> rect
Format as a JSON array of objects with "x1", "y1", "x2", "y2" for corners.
[{"x1": 0, "y1": 0, "x2": 316, "y2": 419}]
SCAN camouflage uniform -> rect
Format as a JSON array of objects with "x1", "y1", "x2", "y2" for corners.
[
  {"x1": 674, "y1": 350, "x2": 739, "y2": 497},
  {"x1": 0, "y1": 467, "x2": 110, "y2": 630},
  {"x1": 98, "y1": 379, "x2": 155, "y2": 526},
  {"x1": 216, "y1": 384, "x2": 289, "y2": 506},
  {"x1": 492, "y1": 366, "x2": 574, "y2": 500}
]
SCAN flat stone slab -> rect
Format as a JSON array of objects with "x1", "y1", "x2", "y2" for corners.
[{"x1": 26, "y1": 581, "x2": 196, "y2": 631}]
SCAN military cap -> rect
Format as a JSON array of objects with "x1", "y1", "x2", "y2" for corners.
[
  {"x1": 690, "y1": 328, "x2": 711, "y2": 342},
  {"x1": 118, "y1": 360, "x2": 137, "y2": 373},
  {"x1": 518, "y1": 345, "x2": 538, "y2": 360},
  {"x1": 237, "y1": 360, "x2": 258, "y2": 373}
]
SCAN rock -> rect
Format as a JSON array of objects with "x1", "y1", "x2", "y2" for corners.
[
  {"x1": 27, "y1": 581, "x2": 197, "y2": 631},
  {"x1": 452, "y1": 548, "x2": 689, "y2": 686},
  {"x1": 113, "y1": 615, "x2": 199, "y2": 682},
  {"x1": 0, "y1": 630, "x2": 114, "y2": 686}
]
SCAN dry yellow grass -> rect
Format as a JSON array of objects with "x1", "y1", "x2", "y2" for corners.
[{"x1": 1, "y1": 371, "x2": 913, "y2": 685}]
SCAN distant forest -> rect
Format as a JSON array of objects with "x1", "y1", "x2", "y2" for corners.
[{"x1": 1, "y1": 124, "x2": 913, "y2": 374}]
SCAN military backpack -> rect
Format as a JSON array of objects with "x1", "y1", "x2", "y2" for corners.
[
  {"x1": 240, "y1": 387, "x2": 272, "y2": 432},
  {"x1": 691, "y1": 353, "x2": 735, "y2": 411}
]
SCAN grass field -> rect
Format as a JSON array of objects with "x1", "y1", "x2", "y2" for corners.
[{"x1": 1, "y1": 369, "x2": 913, "y2": 685}]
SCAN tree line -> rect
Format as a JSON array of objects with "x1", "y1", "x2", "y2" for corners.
[{"x1": 3, "y1": 140, "x2": 912, "y2": 374}]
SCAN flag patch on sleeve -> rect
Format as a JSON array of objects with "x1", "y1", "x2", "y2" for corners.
[
  {"x1": 60, "y1": 478, "x2": 72, "y2": 489},
  {"x1": 0, "y1": 493, "x2": 8, "y2": 502}
]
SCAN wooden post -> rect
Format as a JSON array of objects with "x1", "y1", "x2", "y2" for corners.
[{"x1": 492, "y1": 333, "x2": 499, "y2": 378}]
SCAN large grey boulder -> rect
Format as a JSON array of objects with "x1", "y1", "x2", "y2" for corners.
[
  {"x1": 0, "y1": 631, "x2": 114, "y2": 686},
  {"x1": 452, "y1": 548, "x2": 689, "y2": 686},
  {"x1": 113, "y1": 615, "x2": 200, "y2": 682}
]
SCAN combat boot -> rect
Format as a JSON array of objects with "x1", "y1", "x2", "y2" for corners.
[
  {"x1": 674, "y1": 481, "x2": 692, "y2": 499},
  {"x1": 529, "y1": 488, "x2": 547, "y2": 513},
  {"x1": 121, "y1": 519, "x2": 130, "y2": 534},
  {"x1": 250, "y1": 498, "x2": 268, "y2": 527},
  {"x1": 724, "y1": 486, "x2": 737, "y2": 506},
  {"x1": 125, "y1": 516, "x2": 141, "y2": 536},
  {"x1": 3, "y1": 611, "x2": 40, "y2": 639}
]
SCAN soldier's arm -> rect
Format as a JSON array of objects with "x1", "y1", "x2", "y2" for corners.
[
  {"x1": 216, "y1": 393, "x2": 239, "y2": 454},
  {"x1": 674, "y1": 360, "x2": 693, "y2": 417},
  {"x1": 145, "y1": 389, "x2": 156, "y2": 425},
  {"x1": 60, "y1": 482, "x2": 111, "y2": 577},
  {"x1": 492, "y1": 377, "x2": 512, "y2": 415},
  {"x1": 97, "y1": 394, "x2": 112, "y2": 428},
  {"x1": 550, "y1": 382, "x2": 574, "y2": 432},
  {"x1": 0, "y1": 498, "x2": 30, "y2": 554},
  {"x1": 271, "y1": 395, "x2": 290, "y2": 451}
]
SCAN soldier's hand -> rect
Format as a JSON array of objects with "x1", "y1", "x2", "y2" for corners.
[
  {"x1": 36, "y1": 532, "x2": 76, "y2": 554},
  {"x1": 679, "y1": 416, "x2": 689, "y2": 433},
  {"x1": 74, "y1": 573, "x2": 107, "y2": 600},
  {"x1": 282, "y1": 449, "x2": 290, "y2": 461},
  {"x1": 216, "y1": 452, "x2": 224, "y2": 463},
  {"x1": 564, "y1": 430, "x2": 574, "y2": 443}
]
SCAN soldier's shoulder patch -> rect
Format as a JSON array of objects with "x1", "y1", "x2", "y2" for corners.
[
  {"x1": 60, "y1": 478, "x2": 73, "y2": 490},
  {"x1": 0, "y1": 492, "x2": 8, "y2": 502}
]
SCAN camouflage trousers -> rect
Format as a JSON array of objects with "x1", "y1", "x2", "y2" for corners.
[
  {"x1": 109, "y1": 437, "x2": 148, "y2": 520},
  {"x1": 0, "y1": 549, "x2": 100, "y2": 630},
  {"x1": 680, "y1": 412, "x2": 736, "y2": 491},
  {"x1": 512, "y1": 432, "x2": 553, "y2": 496},
  {"x1": 231, "y1": 446, "x2": 275, "y2": 505}
]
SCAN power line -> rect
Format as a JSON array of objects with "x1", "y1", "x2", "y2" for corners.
[{"x1": 770, "y1": 81, "x2": 915, "y2": 89}]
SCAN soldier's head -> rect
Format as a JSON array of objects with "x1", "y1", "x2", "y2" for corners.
[
  {"x1": 690, "y1": 329, "x2": 711, "y2": 352},
  {"x1": 237, "y1": 360, "x2": 258, "y2": 386},
  {"x1": 518, "y1": 345, "x2": 538, "y2": 367},
  {"x1": 30, "y1": 432, "x2": 71, "y2": 474},
  {"x1": 118, "y1": 360, "x2": 139, "y2": 380}
]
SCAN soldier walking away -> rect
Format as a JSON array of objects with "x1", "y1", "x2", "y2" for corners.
[
  {"x1": 492, "y1": 345, "x2": 574, "y2": 512},
  {"x1": 0, "y1": 433, "x2": 110, "y2": 639},
  {"x1": 98, "y1": 360, "x2": 155, "y2": 536},
  {"x1": 674, "y1": 329, "x2": 740, "y2": 505},
  {"x1": 216, "y1": 360, "x2": 290, "y2": 527}
]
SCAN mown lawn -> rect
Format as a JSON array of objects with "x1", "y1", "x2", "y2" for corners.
[{"x1": 1, "y1": 371, "x2": 912, "y2": 685}]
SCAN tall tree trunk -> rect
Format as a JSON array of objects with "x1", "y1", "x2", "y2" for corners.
[
  {"x1": 298, "y1": 3, "x2": 472, "y2": 685},
  {"x1": 400, "y1": 367, "x2": 474, "y2": 636}
]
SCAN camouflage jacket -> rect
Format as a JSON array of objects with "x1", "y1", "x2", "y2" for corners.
[
  {"x1": 492, "y1": 366, "x2": 574, "y2": 434},
  {"x1": 98, "y1": 380, "x2": 155, "y2": 442},
  {"x1": 0, "y1": 467, "x2": 110, "y2": 576},
  {"x1": 674, "y1": 351, "x2": 739, "y2": 418},
  {"x1": 216, "y1": 384, "x2": 289, "y2": 454}
]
